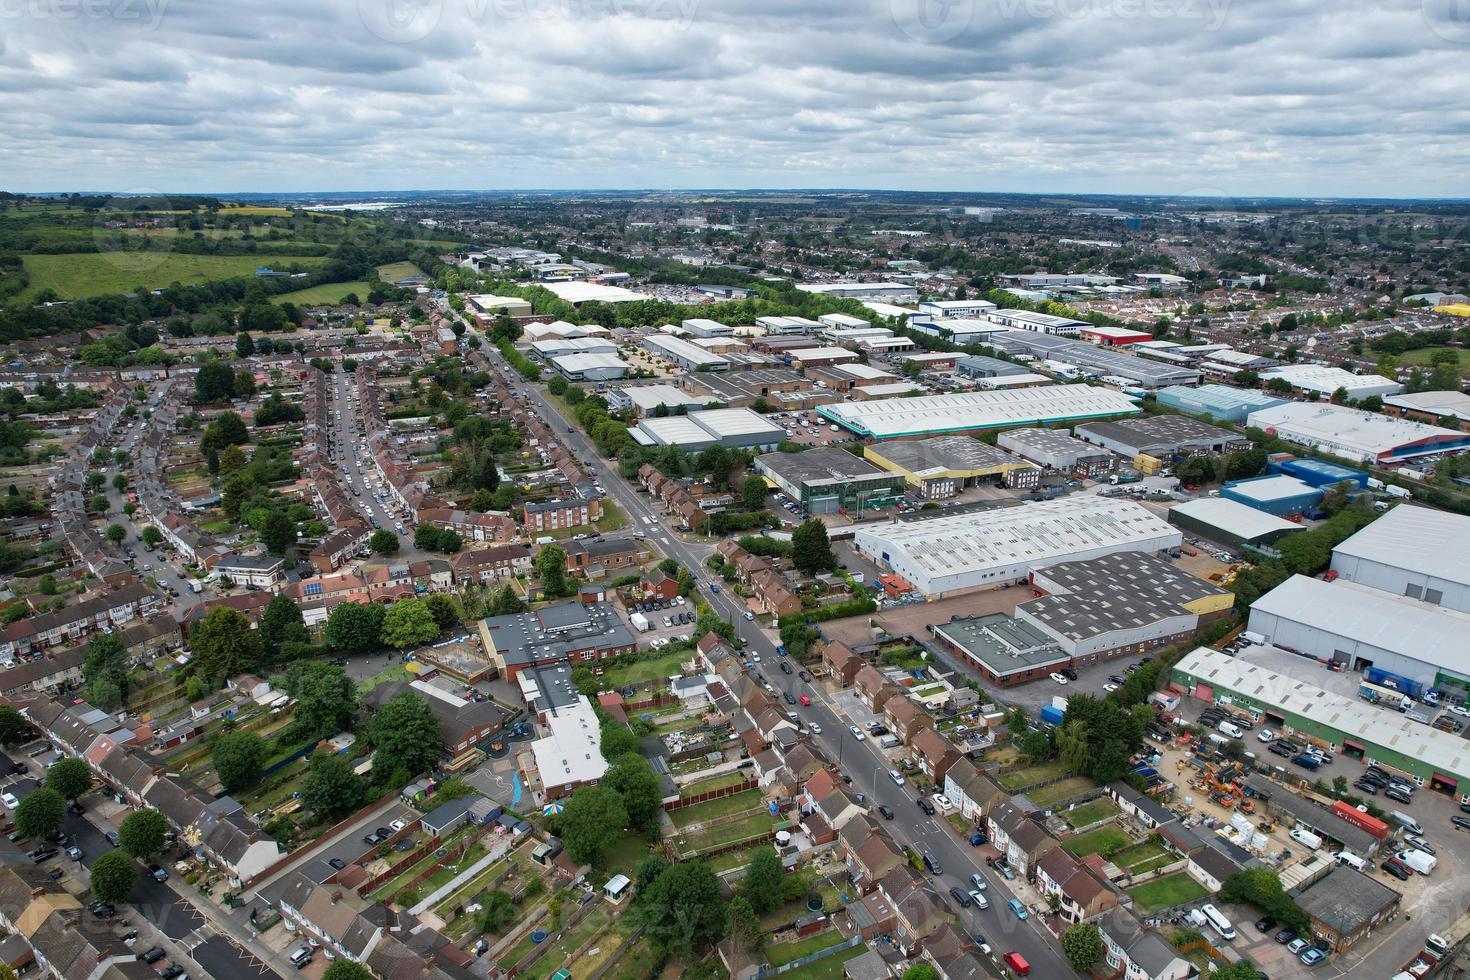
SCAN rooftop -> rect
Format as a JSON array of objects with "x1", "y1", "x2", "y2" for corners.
[
  {"x1": 818, "y1": 384, "x2": 1141, "y2": 440},
  {"x1": 1296, "y1": 865, "x2": 1400, "y2": 933},
  {"x1": 1245, "y1": 402, "x2": 1470, "y2": 462},
  {"x1": 1331, "y1": 504, "x2": 1470, "y2": 584},
  {"x1": 865, "y1": 436, "x2": 1029, "y2": 479},
  {"x1": 1169, "y1": 497, "x2": 1306, "y2": 542},
  {"x1": 529, "y1": 697, "x2": 608, "y2": 790},
  {"x1": 481, "y1": 601, "x2": 634, "y2": 667},
  {"x1": 541, "y1": 281, "x2": 649, "y2": 304},
  {"x1": 933, "y1": 613, "x2": 1069, "y2": 676}
]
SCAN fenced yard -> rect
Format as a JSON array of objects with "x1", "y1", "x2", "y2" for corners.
[
  {"x1": 670, "y1": 789, "x2": 764, "y2": 827},
  {"x1": 1111, "y1": 840, "x2": 1175, "y2": 876},
  {"x1": 999, "y1": 760, "x2": 1069, "y2": 790},
  {"x1": 1027, "y1": 777, "x2": 1098, "y2": 809},
  {"x1": 1064, "y1": 826, "x2": 1130, "y2": 858},
  {"x1": 1063, "y1": 798, "x2": 1119, "y2": 829},
  {"x1": 1126, "y1": 872, "x2": 1209, "y2": 913}
]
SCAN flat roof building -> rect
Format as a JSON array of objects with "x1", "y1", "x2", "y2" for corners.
[
  {"x1": 681, "y1": 318, "x2": 735, "y2": 338},
  {"x1": 468, "y1": 294, "x2": 534, "y2": 317},
  {"x1": 987, "y1": 331, "x2": 1202, "y2": 388},
  {"x1": 864, "y1": 436, "x2": 1040, "y2": 498},
  {"x1": 1155, "y1": 384, "x2": 1289, "y2": 423},
  {"x1": 754, "y1": 447, "x2": 906, "y2": 515},
  {"x1": 1172, "y1": 646, "x2": 1470, "y2": 791},
  {"x1": 1260, "y1": 365, "x2": 1403, "y2": 400},
  {"x1": 1219, "y1": 475, "x2": 1323, "y2": 516},
  {"x1": 530, "y1": 337, "x2": 617, "y2": 360},
  {"x1": 918, "y1": 300, "x2": 998, "y2": 319},
  {"x1": 1168, "y1": 497, "x2": 1306, "y2": 548},
  {"x1": 1074, "y1": 416, "x2": 1251, "y2": 459},
  {"x1": 1330, "y1": 505, "x2": 1470, "y2": 614},
  {"x1": 853, "y1": 495, "x2": 1182, "y2": 598},
  {"x1": 641, "y1": 334, "x2": 731, "y2": 372},
  {"x1": 996, "y1": 427, "x2": 1119, "y2": 478},
  {"x1": 477, "y1": 601, "x2": 636, "y2": 681},
  {"x1": 541, "y1": 281, "x2": 649, "y2": 304},
  {"x1": 987, "y1": 309, "x2": 1089, "y2": 336},
  {"x1": 1244, "y1": 402, "x2": 1470, "y2": 464},
  {"x1": 683, "y1": 369, "x2": 810, "y2": 407},
  {"x1": 756, "y1": 315, "x2": 821, "y2": 335},
  {"x1": 605, "y1": 384, "x2": 708, "y2": 416},
  {"x1": 529, "y1": 696, "x2": 608, "y2": 800},
  {"x1": 631, "y1": 407, "x2": 785, "y2": 452},
  {"x1": 549, "y1": 352, "x2": 630, "y2": 382},
  {"x1": 929, "y1": 613, "x2": 1070, "y2": 687},
  {"x1": 1382, "y1": 389, "x2": 1470, "y2": 423},
  {"x1": 787, "y1": 346, "x2": 861, "y2": 368},
  {"x1": 1248, "y1": 575, "x2": 1470, "y2": 691},
  {"x1": 1294, "y1": 866, "x2": 1400, "y2": 953},
  {"x1": 910, "y1": 318, "x2": 1013, "y2": 346},
  {"x1": 956, "y1": 355, "x2": 1031, "y2": 380},
  {"x1": 818, "y1": 385, "x2": 1140, "y2": 441},
  {"x1": 1078, "y1": 325, "x2": 1153, "y2": 347},
  {"x1": 795, "y1": 282, "x2": 918, "y2": 302}
]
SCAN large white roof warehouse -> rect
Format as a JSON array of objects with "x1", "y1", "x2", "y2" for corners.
[
  {"x1": 541, "y1": 281, "x2": 649, "y2": 304},
  {"x1": 1330, "y1": 505, "x2": 1470, "y2": 614},
  {"x1": 853, "y1": 495, "x2": 1181, "y2": 598},
  {"x1": 817, "y1": 385, "x2": 1140, "y2": 440},
  {"x1": 1245, "y1": 402, "x2": 1470, "y2": 464}
]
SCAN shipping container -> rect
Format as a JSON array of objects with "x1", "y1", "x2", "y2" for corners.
[
  {"x1": 1330, "y1": 800, "x2": 1389, "y2": 839},
  {"x1": 1365, "y1": 667, "x2": 1424, "y2": 699},
  {"x1": 1039, "y1": 705, "x2": 1066, "y2": 727}
]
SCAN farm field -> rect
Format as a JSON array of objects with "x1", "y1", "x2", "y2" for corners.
[
  {"x1": 19, "y1": 252, "x2": 329, "y2": 300},
  {"x1": 271, "y1": 280, "x2": 372, "y2": 305},
  {"x1": 377, "y1": 260, "x2": 425, "y2": 281}
]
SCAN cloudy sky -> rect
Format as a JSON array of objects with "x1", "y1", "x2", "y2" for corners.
[{"x1": 2, "y1": 0, "x2": 1467, "y2": 197}]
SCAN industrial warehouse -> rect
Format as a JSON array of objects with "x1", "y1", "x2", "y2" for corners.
[
  {"x1": 852, "y1": 495, "x2": 1181, "y2": 598},
  {"x1": 997, "y1": 427, "x2": 1119, "y2": 478},
  {"x1": 1155, "y1": 384, "x2": 1289, "y2": 423},
  {"x1": 1244, "y1": 402, "x2": 1470, "y2": 464},
  {"x1": 1171, "y1": 648, "x2": 1470, "y2": 792},
  {"x1": 986, "y1": 330, "x2": 1203, "y2": 389},
  {"x1": 817, "y1": 385, "x2": 1141, "y2": 440},
  {"x1": 1167, "y1": 497, "x2": 1305, "y2": 549},
  {"x1": 1329, "y1": 504, "x2": 1470, "y2": 613},
  {"x1": 1073, "y1": 415, "x2": 1252, "y2": 461},
  {"x1": 629, "y1": 407, "x2": 785, "y2": 451},
  {"x1": 863, "y1": 436, "x2": 1040, "y2": 498},
  {"x1": 753, "y1": 446, "x2": 906, "y2": 515}
]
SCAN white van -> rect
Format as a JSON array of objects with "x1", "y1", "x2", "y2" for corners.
[
  {"x1": 1390, "y1": 811, "x2": 1424, "y2": 836},
  {"x1": 1289, "y1": 827, "x2": 1323, "y2": 850},
  {"x1": 1217, "y1": 721, "x2": 1243, "y2": 739},
  {"x1": 1334, "y1": 850, "x2": 1368, "y2": 871}
]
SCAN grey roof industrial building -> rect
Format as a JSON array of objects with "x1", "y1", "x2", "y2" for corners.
[
  {"x1": 478, "y1": 601, "x2": 635, "y2": 676},
  {"x1": 1329, "y1": 504, "x2": 1470, "y2": 615},
  {"x1": 987, "y1": 330, "x2": 1202, "y2": 388},
  {"x1": 852, "y1": 495, "x2": 1182, "y2": 598},
  {"x1": 1293, "y1": 866, "x2": 1400, "y2": 952},
  {"x1": 630, "y1": 407, "x2": 786, "y2": 451},
  {"x1": 604, "y1": 384, "x2": 708, "y2": 415},
  {"x1": 753, "y1": 446, "x2": 905, "y2": 515},
  {"x1": 817, "y1": 385, "x2": 1141, "y2": 440},
  {"x1": 640, "y1": 334, "x2": 730, "y2": 371},
  {"x1": 929, "y1": 613, "x2": 1071, "y2": 686},
  {"x1": 956, "y1": 354, "x2": 1031, "y2": 379},
  {"x1": 1168, "y1": 497, "x2": 1305, "y2": 548},
  {"x1": 996, "y1": 427, "x2": 1117, "y2": 474},
  {"x1": 1073, "y1": 415, "x2": 1251, "y2": 458}
]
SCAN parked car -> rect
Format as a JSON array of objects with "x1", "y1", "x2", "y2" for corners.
[
  {"x1": 329, "y1": 858, "x2": 347, "y2": 871},
  {"x1": 916, "y1": 797, "x2": 936, "y2": 816},
  {"x1": 877, "y1": 805, "x2": 894, "y2": 820},
  {"x1": 1007, "y1": 898, "x2": 1029, "y2": 919},
  {"x1": 141, "y1": 948, "x2": 166, "y2": 964},
  {"x1": 1274, "y1": 928, "x2": 1297, "y2": 945},
  {"x1": 1300, "y1": 948, "x2": 1326, "y2": 966},
  {"x1": 149, "y1": 864, "x2": 168, "y2": 882}
]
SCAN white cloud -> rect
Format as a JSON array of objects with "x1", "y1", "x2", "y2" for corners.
[{"x1": 0, "y1": 0, "x2": 1463, "y2": 195}]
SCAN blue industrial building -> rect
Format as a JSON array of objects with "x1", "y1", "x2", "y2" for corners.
[
  {"x1": 1155, "y1": 384, "x2": 1289, "y2": 423},
  {"x1": 1221, "y1": 474, "x2": 1324, "y2": 517},
  {"x1": 1267, "y1": 455, "x2": 1369, "y2": 490}
]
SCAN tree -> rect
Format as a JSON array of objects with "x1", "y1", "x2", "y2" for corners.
[
  {"x1": 282, "y1": 662, "x2": 358, "y2": 739},
  {"x1": 45, "y1": 758, "x2": 92, "y2": 800},
  {"x1": 140, "y1": 525, "x2": 163, "y2": 548},
  {"x1": 742, "y1": 849, "x2": 785, "y2": 914},
  {"x1": 119, "y1": 807, "x2": 167, "y2": 858},
  {"x1": 489, "y1": 584, "x2": 523, "y2": 615},
  {"x1": 189, "y1": 606, "x2": 263, "y2": 684},
  {"x1": 902, "y1": 967, "x2": 940, "y2": 980},
  {"x1": 213, "y1": 731, "x2": 267, "y2": 792},
  {"x1": 728, "y1": 895, "x2": 764, "y2": 956},
  {"x1": 369, "y1": 529, "x2": 399, "y2": 555},
  {"x1": 262, "y1": 510, "x2": 296, "y2": 555},
  {"x1": 535, "y1": 543, "x2": 569, "y2": 597},
  {"x1": 0, "y1": 706, "x2": 32, "y2": 745},
  {"x1": 194, "y1": 361, "x2": 236, "y2": 402},
  {"x1": 558, "y1": 786, "x2": 628, "y2": 866},
  {"x1": 105, "y1": 523, "x2": 126, "y2": 545},
  {"x1": 600, "y1": 720, "x2": 641, "y2": 761},
  {"x1": 425, "y1": 593, "x2": 460, "y2": 632},
  {"x1": 14, "y1": 788, "x2": 64, "y2": 840},
  {"x1": 199, "y1": 411, "x2": 249, "y2": 455},
  {"x1": 382, "y1": 598, "x2": 440, "y2": 649},
  {"x1": 634, "y1": 859, "x2": 727, "y2": 956},
  {"x1": 604, "y1": 754, "x2": 662, "y2": 832},
  {"x1": 324, "y1": 602, "x2": 383, "y2": 653},
  {"x1": 741, "y1": 474, "x2": 767, "y2": 510},
  {"x1": 235, "y1": 331, "x2": 256, "y2": 357},
  {"x1": 1061, "y1": 923, "x2": 1103, "y2": 972},
  {"x1": 302, "y1": 752, "x2": 364, "y2": 821},
  {"x1": 260, "y1": 594, "x2": 309, "y2": 658},
  {"x1": 89, "y1": 850, "x2": 138, "y2": 904},
  {"x1": 1210, "y1": 964, "x2": 1263, "y2": 980},
  {"x1": 322, "y1": 964, "x2": 375, "y2": 980},
  {"x1": 791, "y1": 519, "x2": 835, "y2": 575},
  {"x1": 472, "y1": 890, "x2": 517, "y2": 935},
  {"x1": 367, "y1": 692, "x2": 443, "y2": 777}
]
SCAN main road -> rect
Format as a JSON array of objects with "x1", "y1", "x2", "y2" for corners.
[{"x1": 484, "y1": 346, "x2": 1079, "y2": 977}]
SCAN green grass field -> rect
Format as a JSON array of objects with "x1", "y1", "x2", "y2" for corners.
[
  {"x1": 1028, "y1": 776, "x2": 1099, "y2": 809},
  {"x1": 670, "y1": 790, "x2": 764, "y2": 828},
  {"x1": 19, "y1": 252, "x2": 329, "y2": 300},
  {"x1": 1395, "y1": 347, "x2": 1470, "y2": 376},
  {"x1": 1111, "y1": 842, "x2": 1176, "y2": 876},
  {"x1": 766, "y1": 929, "x2": 844, "y2": 967},
  {"x1": 377, "y1": 260, "x2": 425, "y2": 281},
  {"x1": 1126, "y1": 872, "x2": 1209, "y2": 912},
  {"x1": 270, "y1": 280, "x2": 372, "y2": 305},
  {"x1": 1063, "y1": 826, "x2": 1130, "y2": 858},
  {"x1": 599, "y1": 649, "x2": 689, "y2": 687},
  {"x1": 999, "y1": 760, "x2": 1070, "y2": 790},
  {"x1": 1064, "y1": 798, "x2": 1119, "y2": 829}
]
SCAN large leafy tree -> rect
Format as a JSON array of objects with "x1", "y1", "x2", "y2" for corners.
[
  {"x1": 557, "y1": 786, "x2": 627, "y2": 866},
  {"x1": 791, "y1": 519, "x2": 835, "y2": 575},
  {"x1": 189, "y1": 606, "x2": 263, "y2": 684},
  {"x1": 603, "y1": 754, "x2": 662, "y2": 833},
  {"x1": 381, "y1": 599, "x2": 439, "y2": 649},
  {"x1": 45, "y1": 758, "x2": 92, "y2": 800},
  {"x1": 0, "y1": 705, "x2": 32, "y2": 745},
  {"x1": 324, "y1": 602, "x2": 384, "y2": 653},
  {"x1": 83, "y1": 632, "x2": 130, "y2": 711},
  {"x1": 901, "y1": 967, "x2": 940, "y2": 980},
  {"x1": 742, "y1": 849, "x2": 784, "y2": 914},
  {"x1": 262, "y1": 511, "x2": 297, "y2": 555},
  {"x1": 301, "y1": 753, "x2": 364, "y2": 822},
  {"x1": 535, "y1": 543, "x2": 569, "y2": 597},
  {"x1": 89, "y1": 851, "x2": 138, "y2": 904},
  {"x1": 119, "y1": 808, "x2": 167, "y2": 859},
  {"x1": 259, "y1": 594, "x2": 309, "y2": 658},
  {"x1": 599, "y1": 719, "x2": 641, "y2": 762},
  {"x1": 1061, "y1": 923, "x2": 1103, "y2": 972},
  {"x1": 281, "y1": 662, "x2": 357, "y2": 740},
  {"x1": 369, "y1": 530, "x2": 399, "y2": 555},
  {"x1": 15, "y1": 788, "x2": 64, "y2": 840},
  {"x1": 741, "y1": 474, "x2": 767, "y2": 511},
  {"x1": 367, "y1": 692, "x2": 442, "y2": 776},
  {"x1": 424, "y1": 593, "x2": 460, "y2": 632},
  {"x1": 634, "y1": 859, "x2": 727, "y2": 956},
  {"x1": 213, "y1": 731, "x2": 268, "y2": 792}
]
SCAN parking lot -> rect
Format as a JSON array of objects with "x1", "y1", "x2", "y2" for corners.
[{"x1": 622, "y1": 595, "x2": 696, "y2": 649}]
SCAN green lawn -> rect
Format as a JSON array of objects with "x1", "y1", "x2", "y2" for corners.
[
  {"x1": 376, "y1": 260, "x2": 425, "y2": 281},
  {"x1": 1064, "y1": 826, "x2": 1130, "y2": 858},
  {"x1": 680, "y1": 812, "x2": 776, "y2": 854},
  {"x1": 602, "y1": 832, "x2": 655, "y2": 878},
  {"x1": 772, "y1": 944, "x2": 864, "y2": 980},
  {"x1": 357, "y1": 663, "x2": 412, "y2": 694},
  {"x1": 1112, "y1": 841, "x2": 1175, "y2": 876},
  {"x1": 766, "y1": 929, "x2": 844, "y2": 967},
  {"x1": 600, "y1": 650, "x2": 689, "y2": 687},
  {"x1": 1028, "y1": 776, "x2": 1099, "y2": 809},
  {"x1": 999, "y1": 760, "x2": 1070, "y2": 790},
  {"x1": 597, "y1": 499, "x2": 628, "y2": 532},
  {"x1": 706, "y1": 841, "x2": 771, "y2": 875},
  {"x1": 19, "y1": 252, "x2": 329, "y2": 301},
  {"x1": 1396, "y1": 347, "x2": 1470, "y2": 376},
  {"x1": 1126, "y1": 873, "x2": 1210, "y2": 913},
  {"x1": 679, "y1": 771, "x2": 748, "y2": 798},
  {"x1": 1064, "y1": 798, "x2": 1119, "y2": 829},
  {"x1": 670, "y1": 790, "x2": 764, "y2": 828},
  {"x1": 270, "y1": 280, "x2": 372, "y2": 305}
]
